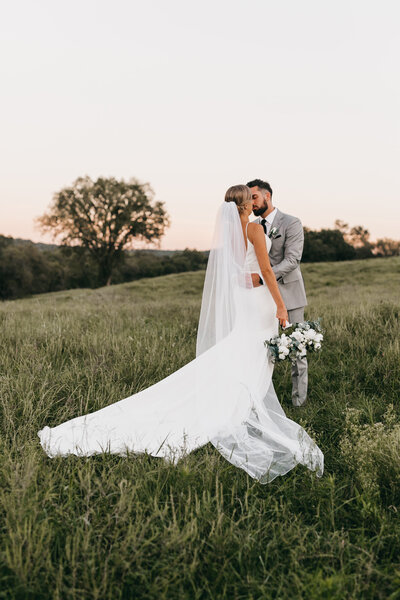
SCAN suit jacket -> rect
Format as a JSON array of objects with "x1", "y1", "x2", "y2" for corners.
[{"x1": 255, "y1": 209, "x2": 307, "y2": 311}]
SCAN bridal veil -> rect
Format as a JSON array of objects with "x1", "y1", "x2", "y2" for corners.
[{"x1": 39, "y1": 201, "x2": 324, "y2": 483}]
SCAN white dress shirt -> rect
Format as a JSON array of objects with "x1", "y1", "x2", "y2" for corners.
[{"x1": 262, "y1": 207, "x2": 277, "y2": 235}]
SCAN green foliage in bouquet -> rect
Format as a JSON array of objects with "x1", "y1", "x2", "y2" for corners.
[{"x1": 265, "y1": 320, "x2": 324, "y2": 364}]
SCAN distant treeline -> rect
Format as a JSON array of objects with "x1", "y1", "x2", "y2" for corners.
[
  {"x1": 302, "y1": 220, "x2": 400, "y2": 262},
  {"x1": 0, "y1": 236, "x2": 207, "y2": 300},
  {"x1": 1, "y1": 223, "x2": 399, "y2": 300}
]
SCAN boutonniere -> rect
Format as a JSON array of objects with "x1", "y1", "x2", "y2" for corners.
[{"x1": 268, "y1": 227, "x2": 281, "y2": 240}]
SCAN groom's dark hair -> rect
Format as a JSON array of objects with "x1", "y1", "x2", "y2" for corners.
[{"x1": 246, "y1": 179, "x2": 273, "y2": 197}]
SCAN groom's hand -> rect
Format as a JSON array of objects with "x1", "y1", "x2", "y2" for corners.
[{"x1": 251, "y1": 273, "x2": 263, "y2": 287}]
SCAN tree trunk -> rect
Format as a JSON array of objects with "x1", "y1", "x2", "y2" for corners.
[
  {"x1": 97, "y1": 249, "x2": 121, "y2": 287},
  {"x1": 98, "y1": 259, "x2": 113, "y2": 287}
]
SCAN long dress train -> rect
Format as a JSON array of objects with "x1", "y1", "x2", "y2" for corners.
[{"x1": 38, "y1": 232, "x2": 324, "y2": 483}]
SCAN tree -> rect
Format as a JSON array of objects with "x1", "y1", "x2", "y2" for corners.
[
  {"x1": 333, "y1": 221, "x2": 375, "y2": 259},
  {"x1": 0, "y1": 234, "x2": 14, "y2": 251},
  {"x1": 37, "y1": 176, "x2": 170, "y2": 285},
  {"x1": 334, "y1": 219, "x2": 350, "y2": 236},
  {"x1": 0, "y1": 242, "x2": 64, "y2": 299},
  {"x1": 347, "y1": 226, "x2": 374, "y2": 259},
  {"x1": 374, "y1": 238, "x2": 400, "y2": 257},
  {"x1": 303, "y1": 227, "x2": 356, "y2": 262}
]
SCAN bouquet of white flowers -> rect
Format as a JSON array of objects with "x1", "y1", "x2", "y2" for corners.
[{"x1": 265, "y1": 320, "x2": 323, "y2": 364}]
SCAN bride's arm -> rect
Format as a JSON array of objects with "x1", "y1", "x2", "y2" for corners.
[{"x1": 247, "y1": 223, "x2": 288, "y2": 327}]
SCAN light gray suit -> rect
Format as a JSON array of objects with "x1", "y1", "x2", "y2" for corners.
[{"x1": 255, "y1": 209, "x2": 308, "y2": 406}]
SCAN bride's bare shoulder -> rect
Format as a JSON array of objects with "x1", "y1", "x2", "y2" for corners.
[
  {"x1": 247, "y1": 222, "x2": 264, "y2": 241},
  {"x1": 248, "y1": 222, "x2": 263, "y2": 231}
]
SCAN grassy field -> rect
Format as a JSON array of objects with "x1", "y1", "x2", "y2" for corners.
[{"x1": 0, "y1": 257, "x2": 399, "y2": 599}]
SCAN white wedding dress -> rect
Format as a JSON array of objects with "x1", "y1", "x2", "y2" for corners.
[{"x1": 39, "y1": 204, "x2": 323, "y2": 483}]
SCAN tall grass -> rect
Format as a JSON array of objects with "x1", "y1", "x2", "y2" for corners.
[{"x1": 0, "y1": 258, "x2": 399, "y2": 599}]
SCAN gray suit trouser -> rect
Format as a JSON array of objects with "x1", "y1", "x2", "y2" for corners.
[{"x1": 287, "y1": 307, "x2": 308, "y2": 406}]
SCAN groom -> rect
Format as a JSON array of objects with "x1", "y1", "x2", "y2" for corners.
[{"x1": 247, "y1": 178, "x2": 308, "y2": 407}]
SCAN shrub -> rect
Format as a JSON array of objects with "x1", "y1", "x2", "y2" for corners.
[{"x1": 340, "y1": 405, "x2": 400, "y2": 504}]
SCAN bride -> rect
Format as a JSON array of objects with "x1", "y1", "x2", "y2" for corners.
[{"x1": 39, "y1": 185, "x2": 324, "y2": 483}]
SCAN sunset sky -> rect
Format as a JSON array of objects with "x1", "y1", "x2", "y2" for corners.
[{"x1": 0, "y1": 0, "x2": 399, "y2": 250}]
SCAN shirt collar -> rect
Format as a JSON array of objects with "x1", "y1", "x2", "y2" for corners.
[{"x1": 265, "y1": 208, "x2": 277, "y2": 224}]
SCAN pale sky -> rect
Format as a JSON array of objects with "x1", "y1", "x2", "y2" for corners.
[{"x1": 0, "y1": 0, "x2": 399, "y2": 250}]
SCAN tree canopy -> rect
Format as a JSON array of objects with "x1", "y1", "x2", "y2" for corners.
[{"x1": 37, "y1": 176, "x2": 170, "y2": 285}]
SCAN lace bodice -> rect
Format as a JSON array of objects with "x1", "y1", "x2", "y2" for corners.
[{"x1": 244, "y1": 226, "x2": 271, "y2": 274}]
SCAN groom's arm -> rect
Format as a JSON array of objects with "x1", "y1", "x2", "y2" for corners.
[{"x1": 271, "y1": 219, "x2": 304, "y2": 280}]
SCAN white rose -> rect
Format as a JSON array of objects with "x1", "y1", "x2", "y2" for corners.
[
  {"x1": 315, "y1": 333, "x2": 323, "y2": 342},
  {"x1": 315, "y1": 343, "x2": 321, "y2": 350},
  {"x1": 279, "y1": 353, "x2": 285, "y2": 360},
  {"x1": 291, "y1": 331, "x2": 304, "y2": 342},
  {"x1": 280, "y1": 334, "x2": 289, "y2": 347},
  {"x1": 304, "y1": 329, "x2": 316, "y2": 340}
]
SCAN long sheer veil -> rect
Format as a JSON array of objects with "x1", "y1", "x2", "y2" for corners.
[
  {"x1": 194, "y1": 201, "x2": 323, "y2": 482},
  {"x1": 196, "y1": 202, "x2": 252, "y2": 356},
  {"x1": 38, "y1": 198, "x2": 324, "y2": 482}
]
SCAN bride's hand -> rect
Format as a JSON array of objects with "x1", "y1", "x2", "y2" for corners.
[{"x1": 276, "y1": 306, "x2": 288, "y2": 327}]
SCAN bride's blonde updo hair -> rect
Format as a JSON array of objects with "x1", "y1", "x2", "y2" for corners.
[{"x1": 224, "y1": 184, "x2": 252, "y2": 214}]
